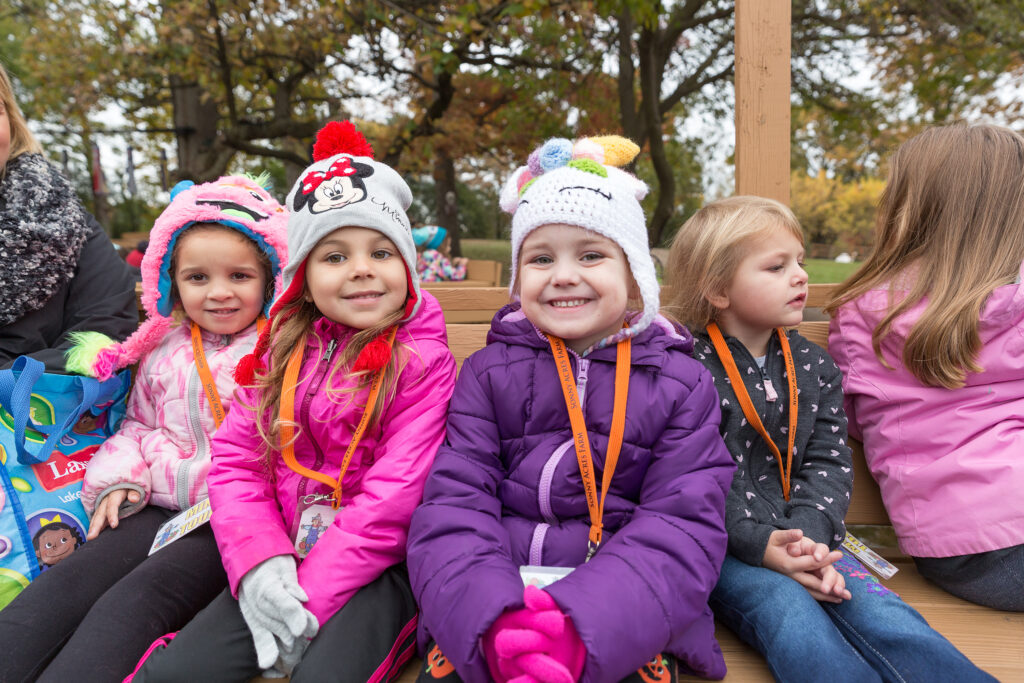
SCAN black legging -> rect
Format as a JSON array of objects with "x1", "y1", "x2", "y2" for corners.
[
  {"x1": 132, "y1": 563, "x2": 418, "y2": 683},
  {"x1": 0, "y1": 506, "x2": 226, "y2": 683}
]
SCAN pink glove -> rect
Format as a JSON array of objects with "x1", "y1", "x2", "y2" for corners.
[{"x1": 482, "y1": 585, "x2": 586, "y2": 683}]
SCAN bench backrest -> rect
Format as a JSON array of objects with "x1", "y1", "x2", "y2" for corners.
[{"x1": 129, "y1": 279, "x2": 889, "y2": 526}]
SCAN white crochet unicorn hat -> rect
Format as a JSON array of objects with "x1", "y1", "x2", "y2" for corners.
[
  {"x1": 500, "y1": 135, "x2": 658, "y2": 351},
  {"x1": 68, "y1": 175, "x2": 289, "y2": 380}
]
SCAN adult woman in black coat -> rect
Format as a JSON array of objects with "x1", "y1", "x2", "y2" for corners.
[{"x1": 0, "y1": 63, "x2": 137, "y2": 371}]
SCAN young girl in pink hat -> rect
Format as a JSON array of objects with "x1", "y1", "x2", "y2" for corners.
[{"x1": 0, "y1": 174, "x2": 288, "y2": 683}]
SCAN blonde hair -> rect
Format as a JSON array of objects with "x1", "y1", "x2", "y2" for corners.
[
  {"x1": 0, "y1": 63, "x2": 43, "y2": 169},
  {"x1": 826, "y1": 124, "x2": 1024, "y2": 389},
  {"x1": 666, "y1": 196, "x2": 804, "y2": 330}
]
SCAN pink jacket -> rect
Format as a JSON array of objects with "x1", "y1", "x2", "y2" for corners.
[
  {"x1": 82, "y1": 321, "x2": 259, "y2": 516},
  {"x1": 829, "y1": 278, "x2": 1024, "y2": 557},
  {"x1": 208, "y1": 292, "x2": 456, "y2": 626}
]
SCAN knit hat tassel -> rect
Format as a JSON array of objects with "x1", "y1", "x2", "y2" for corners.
[{"x1": 351, "y1": 334, "x2": 392, "y2": 374}]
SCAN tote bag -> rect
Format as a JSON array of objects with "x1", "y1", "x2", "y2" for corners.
[{"x1": 0, "y1": 356, "x2": 130, "y2": 609}]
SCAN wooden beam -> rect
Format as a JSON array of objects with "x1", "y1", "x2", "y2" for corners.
[{"x1": 734, "y1": 0, "x2": 791, "y2": 204}]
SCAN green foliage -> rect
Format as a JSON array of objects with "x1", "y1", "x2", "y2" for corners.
[{"x1": 791, "y1": 170, "x2": 884, "y2": 255}]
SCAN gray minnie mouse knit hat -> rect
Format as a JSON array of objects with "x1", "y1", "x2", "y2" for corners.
[
  {"x1": 276, "y1": 121, "x2": 420, "y2": 321},
  {"x1": 234, "y1": 121, "x2": 422, "y2": 386},
  {"x1": 499, "y1": 135, "x2": 659, "y2": 351}
]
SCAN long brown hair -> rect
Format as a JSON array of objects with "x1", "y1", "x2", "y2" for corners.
[
  {"x1": 825, "y1": 124, "x2": 1024, "y2": 388},
  {"x1": 251, "y1": 294, "x2": 406, "y2": 467}
]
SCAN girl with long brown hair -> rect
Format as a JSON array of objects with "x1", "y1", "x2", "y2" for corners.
[
  {"x1": 827, "y1": 123, "x2": 1024, "y2": 611},
  {"x1": 129, "y1": 122, "x2": 456, "y2": 682}
]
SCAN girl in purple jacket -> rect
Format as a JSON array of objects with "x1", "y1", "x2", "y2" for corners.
[
  {"x1": 407, "y1": 137, "x2": 735, "y2": 683},
  {"x1": 130, "y1": 122, "x2": 456, "y2": 682}
]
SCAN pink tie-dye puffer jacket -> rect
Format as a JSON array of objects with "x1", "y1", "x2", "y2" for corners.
[{"x1": 81, "y1": 320, "x2": 258, "y2": 517}]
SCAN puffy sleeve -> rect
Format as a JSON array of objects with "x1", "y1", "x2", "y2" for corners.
[
  {"x1": 207, "y1": 384, "x2": 295, "y2": 594},
  {"x1": 407, "y1": 352, "x2": 528, "y2": 682},
  {"x1": 81, "y1": 347, "x2": 158, "y2": 516}
]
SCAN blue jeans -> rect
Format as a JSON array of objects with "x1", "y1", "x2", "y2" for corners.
[{"x1": 710, "y1": 553, "x2": 995, "y2": 683}]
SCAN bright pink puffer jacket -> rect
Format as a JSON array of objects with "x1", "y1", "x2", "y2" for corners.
[{"x1": 208, "y1": 292, "x2": 456, "y2": 626}]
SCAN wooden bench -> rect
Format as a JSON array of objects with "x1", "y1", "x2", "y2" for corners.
[{"x1": 170, "y1": 281, "x2": 1018, "y2": 682}]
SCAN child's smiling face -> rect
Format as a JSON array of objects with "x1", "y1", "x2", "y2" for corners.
[
  {"x1": 518, "y1": 223, "x2": 631, "y2": 353},
  {"x1": 304, "y1": 226, "x2": 408, "y2": 329},
  {"x1": 173, "y1": 225, "x2": 268, "y2": 336}
]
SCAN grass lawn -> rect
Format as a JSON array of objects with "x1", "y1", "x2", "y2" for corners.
[
  {"x1": 804, "y1": 259, "x2": 861, "y2": 285},
  {"x1": 462, "y1": 239, "x2": 861, "y2": 286}
]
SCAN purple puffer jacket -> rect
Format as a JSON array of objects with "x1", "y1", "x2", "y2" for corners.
[{"x1": 407, "y1": 305, "x2": 735, "y2": 683}]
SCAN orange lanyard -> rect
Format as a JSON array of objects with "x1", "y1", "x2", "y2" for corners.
[
  {"x1": 547, "y1": 334, "x2": 630, "y2": 560},
  {"x1": 706, "y1": 323, "x2": 798, "y2": 500},
  {"x1": 190, "y1": 317, "x2": 266, "y2": 429},
  {"x1": 279, "y1": 327, "x2": 397, "y2": 510}
]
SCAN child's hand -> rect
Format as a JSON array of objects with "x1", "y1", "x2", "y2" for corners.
[
  {"x1": 454, "y1": 257, "x2": 469, "y2": 267},
  {"x1": 762, "y1": 529, "x2": 842, "y2": 574},
  {"x1": 788, "y1": 564, "x2": 852, "y2": 604},
  {"x1": 87, "y1": 489, "x2": 141, "y2": 540}
]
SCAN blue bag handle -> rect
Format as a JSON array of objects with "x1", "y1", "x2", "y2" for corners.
[{"x1": 0, "y1": 356, "x2": 102, "y2": 466}]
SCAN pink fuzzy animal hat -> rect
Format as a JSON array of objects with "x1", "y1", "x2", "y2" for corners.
[{"x1": 71, "y1": 174, "x2": 289, "y2": 380}]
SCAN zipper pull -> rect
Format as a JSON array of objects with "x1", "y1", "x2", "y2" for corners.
[
  {"x1": 760, "y1": 367, "x2": 778, "y2": 402},
  {"x1": 322, "y1": 339, "x2": 337, "y2": 364},
  {"x1": 576, "y1": 359, "x2": 590, "y2": 395}
]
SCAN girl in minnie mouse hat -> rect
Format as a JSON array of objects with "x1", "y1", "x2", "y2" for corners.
[{"x1": 128, "y1": 121, "x2": 456, "y2": 682}]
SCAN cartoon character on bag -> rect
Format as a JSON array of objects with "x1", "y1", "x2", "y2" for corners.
[
  {"x1": 32, "y1": 517, "x2": 83, "y2": 569},
  {"x1": 638, "y1": 654, "x2": 672, "y2": 683},
  {"x1": 425, "y1": 643, "x2": 455, "y2": 678}
]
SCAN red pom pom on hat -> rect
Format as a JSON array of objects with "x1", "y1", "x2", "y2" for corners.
[
  {"x1": 312, "y1": 121, "x2": 374, "y2": 162},
  {"x1": 352, "y1": 334, "x2": 393, "y2": 374}
]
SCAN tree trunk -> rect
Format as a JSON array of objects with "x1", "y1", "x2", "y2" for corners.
[
  {"x1": 433, "y1": 151, "x2": 461, "y2": 257},
  {"x1": 638, "y1": 27, "x2": 673, "y2": 246},
  {"x1": 79, "y1": 122, "x2": 111, "y2": 233},
  {"x1": 170, "y1": 75, "x2": 232, "y2": 183}
]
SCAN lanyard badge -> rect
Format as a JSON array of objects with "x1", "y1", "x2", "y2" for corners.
[
  {"x1": 190, "y1": 316, "x2": 266, "y2": 430},
  {"x1": 546, "y1": 334, "x2": 631, "y2": 561},
  {"x1": 706, "y1": 323, "x2": 798, "y2": 500},
  {"x1": 279, "y1": 327, "x2": 397, "y2": 555}
]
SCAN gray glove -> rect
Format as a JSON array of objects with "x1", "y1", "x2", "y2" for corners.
[
  {"x1": 238, "y1": 555, "x2": 319, "y2": 669},
  {"x1": 275, "y1": 632, "x2": 312, "y2": 675}
]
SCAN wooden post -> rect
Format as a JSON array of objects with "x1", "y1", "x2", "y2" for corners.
[{"x1": 735, "y1": 0, "x2": 791, "y2": 205}]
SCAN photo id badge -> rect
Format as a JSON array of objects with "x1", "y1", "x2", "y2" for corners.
[
  {"x1": 291, "y1": 493, "x2": 340, "y2": 558},
  {"x1": 519, "y1": 565, "x2": 574, "y2": 589}
]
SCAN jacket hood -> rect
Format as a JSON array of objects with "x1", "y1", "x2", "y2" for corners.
[{"x1": 487, "y1": 302, "x2": 691, "y2": 365}]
